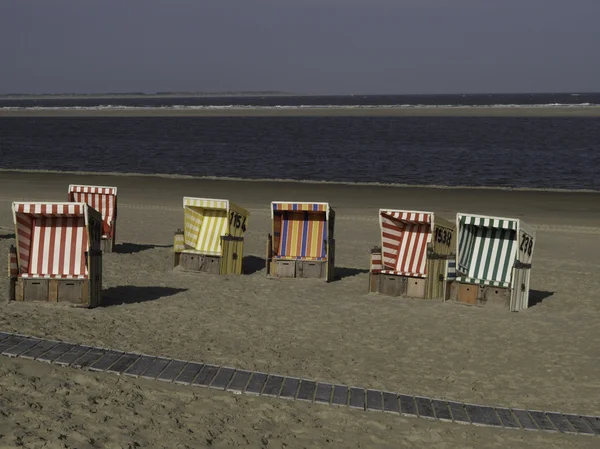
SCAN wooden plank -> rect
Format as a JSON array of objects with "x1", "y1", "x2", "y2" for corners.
[
  {"x1": 37, "y1": 342, "x2": 76, "y2": 363},
  {"x1": 399, "y1": 395, "x2": 417, "y2": 416},
  {"x1": 19, "y1": 340, "x2": 59, "y2": 360},
  {"x1": 262, "y1": 375, "x2": 285, "y2": 397},
  {"x1": 382, "y1": 392, "x2": 400, "y2": 414},
  {"x1": 107, "y1": 353, "x2": 141, "y2": 374},
  {"x1": 174, "y1": 362, "x2": 204, "y2": 385},
  {"x1": 431, "y1": 399, "x2": 452, "y2": 421},
  {"x1": 193, "y1": 364, "x2": 220, "y2": 387},
  {"x1": 297, "y1": 380, "x2": 317, "y2": 402},
  {"x1": 448, "y1": 401, "x2": 470, "y2": 423},
  {"x1": 156, "y1": 360, "x2": 186, "y2": 382},
  {"x1": 71, "y1": 348, "x2": 107, "y2": 368},
  {"x1": 139, "y1": 357, "x2": 171, "y2": 380},
  {"x1": 209, "y1": 367, "x2": 235, "y2": 390},
  {"x1": 88, "y1": 350, "x2": 124, "y2": 372},
  {"x1": 465, "y1": 405, "x2": 502, "y2": 427},
  {"x1": 226, "y1": 370, "x2": 252, "y2": 393},
  {"x1": 279, "y1": 377, "x2": 300, "y2": 399},
  {"x1": 15, "y1": 278, "x2": 24, "y2": 301},
  {"x1": 245, "y1": 372, "x2": 268, "y2": 395},
  {"x1": 528, "y1": 411, "x2": 557, "y2": 432},
  {"x1": 0, "y1": 336, "x2": 26, "y2": 353},
  {"x1": 495, "y1": 407, "x2": 519, "y2": 428},
  {"x1": 48, "y1": 279, "x2": 58, "y2": 302},
  {"x1": 582, "y1": 416, "x2": 600, "y2": 435},
  {"x1": 331, "y1": 385, "x2": 348, "y2": 406},
  {"x1": 546, "y1": 412, "x2": 577, "y2": 434},
  {"x1": 124, "y1": 356, "x2": 156, "y2": 377},
  {"x1": 349, "y1": 388, "x2": 365, "y2": 410},
  {"x1": 3, "y1": 338, "x2": 42, "y2": 357},
  {"x1": 563, "y1": 415, "x2": 595, "y2": 435},
  {"x1": 55, "y1": 345, "x2": 91, "y2": 366},
  {"x1": 366, "y1": 390, "x2": 383, "y2": 412},
  {"x1": 314, "y1": 383, "x2": 333, "y2": 404},
  {"x1": 415, "y1": 397, "x2": 436, "y2": 419},
  {"x1": 512, "y1": 409, "x2": 539, "y2": 430}
]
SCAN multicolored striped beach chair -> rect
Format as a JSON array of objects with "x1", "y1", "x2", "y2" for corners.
[
  {"x1": 68, "y1": 184, "x2": 117, "y2": 253},
  {"x1": 369, "y1": 209, "x2": 456, "y2": 299},
  {"x1": 173, "y1": 197, "x2": 249, "y2": 275},
  {"x1": 8, "y1": 202, "x2": 103, "y2": 307},
  {"x1": 450, "y1": 213, "x2": 535, "y2": 311},
  {"x1": 266, "y1": 202, "x2": 335, "y2": 281}
]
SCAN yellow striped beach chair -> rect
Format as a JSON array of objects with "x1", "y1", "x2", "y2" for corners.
[
  {"x1": 449, "y1": 212, "x2": 536, "y2": 311},
  {"x1": 173, "y1": 197, "x2": 249, "y2": 275},
  {"x1": 266, "y1": 201, "x2": 335, "y2": 281}
]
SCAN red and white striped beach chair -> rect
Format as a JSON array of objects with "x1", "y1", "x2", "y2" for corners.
[
  {"x1": 68, "y1": 184, "x2": 117, "y2": 253},
  {"x1": 9, "y1": 202, "x2": 103, "y2": 307},
  {"x1": 369, "y1": 209, "x2": 456, "y2": 299},
  {"x1": 266, "y1": 202, "x2": 335, "y2": 281}
]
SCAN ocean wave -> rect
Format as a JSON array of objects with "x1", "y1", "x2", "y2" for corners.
[{"x1": 0, "y1": 103, "x2": 598, "y2": 111}]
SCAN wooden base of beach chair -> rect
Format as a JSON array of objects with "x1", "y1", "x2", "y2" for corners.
[
  {"x1": 13, "y1": 277, "x2": 101, "y2": 308},
  {"x1": 101, "y1": 238, "x2": 114, "y2": 254},
  {"x1": 269, "y1": 259, "x2": 331, "y2": 281},
  {"x1": 8, "y1": 278, "x2": 16, "y2": 302},
  {"x1": 179, "y1": 252, "x2": 221, "y2": 275},
  {"x1": 377, "y1": 274, "x2": 408, "y2": 297},
  {"x1": 449, "y1": 282, "x2": 510, "y2": 308}
]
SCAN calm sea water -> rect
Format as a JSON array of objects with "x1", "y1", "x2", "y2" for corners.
[{"x1": 0, "y1": 95, "x2": 599, "y2": 191}]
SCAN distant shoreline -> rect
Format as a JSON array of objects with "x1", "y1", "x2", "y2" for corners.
[{"x1": 1, "y1": 106, "x2": 599, "y2": 117}]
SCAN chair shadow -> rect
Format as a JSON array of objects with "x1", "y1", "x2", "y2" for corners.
[
  {"x1": 528, "y1": 290, "x2": 554, "y2": 308},
  {"x1": 243, "y1": 255, "x2": 266, "y2": 275},
  {"x1": 113, "y1": 242, "x2": 171, "y2": 254},
  {"x1": 333, "y1": 267, "x2": 370, "y2": 281},
  {"x1": 0, "y1": 233, "x2": 15, "y2": 240},
  {"x1": 101, "y1": 286, "x2": 187, "y2": 306}
]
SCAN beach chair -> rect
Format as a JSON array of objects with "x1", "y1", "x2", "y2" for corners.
[
  {"x1": 68, "y1": 184, "x2": 117, "y2": 253},
  {"x1": 173, "y1": 197, "x2": 249, "y2": 275},
  {"x1": 8, "y1": 202, "x2": 103, "y2": 307},
  {"x1": 369, "y1": 209, "x2": 456, "y2": 299},
  {"x1": 449, "y1": 213, "x2": 536, "y2": 311},
  {"x1": 266, "y1": 202, "x2": 335, "y2": 281}
]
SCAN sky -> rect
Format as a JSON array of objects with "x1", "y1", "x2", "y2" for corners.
[{"x1": 1, "y1": 0, "x2": 599, "y2": 95}]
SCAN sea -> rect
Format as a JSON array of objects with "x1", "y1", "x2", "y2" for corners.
[{"x1": 0, "y1": 93, "x2": 599, "y2": 191}]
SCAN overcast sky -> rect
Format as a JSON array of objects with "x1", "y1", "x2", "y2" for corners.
[{"x1": 1, "y1": 0, "x2": 599, "y2": 95}]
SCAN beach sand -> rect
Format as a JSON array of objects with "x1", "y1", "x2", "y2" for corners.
[
  {"x1": 1, "y1": 171, "x2": 600, "y2": 447},
  {"x1": 1, "y1": 106, "x2": 600, "y2": 117}
]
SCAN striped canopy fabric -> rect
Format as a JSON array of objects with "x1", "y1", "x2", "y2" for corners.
[
  {"x1": 380, "y1": 211, "x2": 432, "y2": 277},
  {"x1": 183, "y1": 207, "x2": 228, "y2": 256},
  {"x1": 274, "y1": 211, "x2": 327, "y2": 260},
  {"x1": 68, "y1": 185, "x2": 117, "y2": 237},
  {"x1": 457, "y1": 221, "x2": 517, "y2": 287},
  {"x1": 13, "y1": 202, "x2": 96, "y2": 279},
  {"x1": 183, "y1": 197, "x2": 228, "y2": 210}
]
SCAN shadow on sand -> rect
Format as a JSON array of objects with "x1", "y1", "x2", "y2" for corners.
[
  {"x1": 528, "y1": 290, "x2": 554, "y2": 308},
  {"x1": 100, "y1": 286, "x2": 187, "y2": 306},
  {"x1": 113, "y1": 242, "x2": 171, "y2": 254}
]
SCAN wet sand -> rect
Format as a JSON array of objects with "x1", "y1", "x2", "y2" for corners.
[
  {"x1": 1, "y1": 106, "x2": 600, "y2": 117},
  {"x1": 1, "y1": 171, "x2": 600, "y2": 447}
]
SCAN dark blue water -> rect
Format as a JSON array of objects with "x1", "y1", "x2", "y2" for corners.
[
  {"x1": 1, "y1": 114, "x2": 598, "y2": 190},
  {"x1": 1, "y1": 92, "x2": 599, "y2": 108}
]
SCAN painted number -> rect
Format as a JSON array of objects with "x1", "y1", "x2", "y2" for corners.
[
  {"x1": 520, "y1": 234, "x2": 533, "y2": 257},
  {"x1": 229, "y1": 211, "x2": 247, "y2": 232},
  {"x1": 435, "y1": 228, "x2": 452, "y2": 247}
]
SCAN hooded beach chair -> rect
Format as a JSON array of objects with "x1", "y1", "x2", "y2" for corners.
[
  {"x1": 266, "y1": 202, "x2": 335, "y2": 281},
  {"x1": 8, "y1": 202, "x2": 103, "y2": 307},
  {"x1": 68, "y1": 184, "x2": 117, "y2": 253},
  {"x1": 450, "y1": 213, "x2": 536, "y2": 311},
  {"x1": 369, "y1": 209, "x2": 456, "y2": 299},
  {"x1": 173, "y1": 197, "x2": 249, "y2": 275}
]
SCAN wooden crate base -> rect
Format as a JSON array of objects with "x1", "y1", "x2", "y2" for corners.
[
  {"x1": 14, "y1": 278, "x2": 97, "y2": 308},
  {"x1": 448, "y1": 282, "x2": 511, "y2": 308},
  {"x1": 374, "y1": 275, "x2": 430, "y2": 299},
  {"x1": 268, "y1": 259, "x2": 330, "y2": 280},
  {"x1": 179, "y1": 252, "x2": 221, "y2": 275}
]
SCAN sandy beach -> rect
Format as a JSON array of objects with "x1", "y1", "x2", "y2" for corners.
[
  {"x1": 1, "y1": 106, "x2": 600, "y2": 117},
  {"x1": 1, "y1": 171, "x2": 600, "y2": 448}
]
